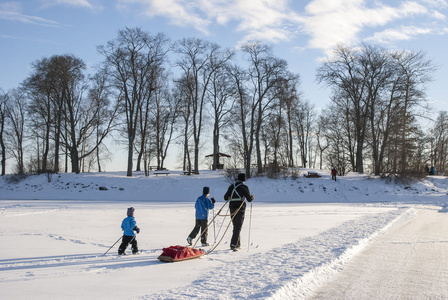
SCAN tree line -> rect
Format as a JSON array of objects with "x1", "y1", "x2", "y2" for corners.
[{"x1": 0, "y1": 27, "x2": 446, "y2": 178}]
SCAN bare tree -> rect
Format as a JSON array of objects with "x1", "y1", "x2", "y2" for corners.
[
  {"x1": 23, "y1": 56, "x2": 65, "y2": 172},
  {"x1": 5, "y1": 89, "x2": 27, "y2": 174},
  {"x1": 227, "y1": 63, "x2": 254, "y2": 176},
  {"x1": 88, "y1": 71, "x2": 120, "y2": 172},
  {"x1": 208, "y1": 63, "x2": 235, "y2": 169},
  {"x1": 277, "y1": 73, "x2": 301, "y2": 167},
  {"x1": 429, "y1": 111, "x2": 448, "y2": 173},
  {"x1": 360, "y1": 45, "x2": 396, "y2": 175},
  {"x1": 134, "y1": 34, "x2": 171, "y2": 172},
  {"x1": 315, "y1": 114, "x2": 329, "y2": 170},
  {"x1": 317, "y1": 45, "x2": 371, "y2": 173},
  {"x1": 152, "y1": 72, "x2": 181, "y2": 170},
  {"x1": 294, "y1": 99, "x2": 315, "y2": 168},
  {"x1": 98, "y1": 27, "x2": 168, "y2": 176},
  {"x1": 320, "y1": 106, "x2": 349, "y2": 175},
  {"x1": 390, "y1": 49, "x2": 436, "y2": 173},
  {"x1": 241, "y1": 41, "x2": 288, "y2": 175},
  {"x1": 0, "y1": 90, "x2": 7, "y2": 175},
  {"x1": 175, "y1": 37, "x2": 233, "y2": 174},
  {"x1": 51, "y1": 55, "x2": 88, "y2": 173},
  {"x1": 174, "y1": 75, "x2": 193, "y2": 172}
]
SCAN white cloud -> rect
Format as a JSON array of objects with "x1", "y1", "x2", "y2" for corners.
[
  {"x1": 432, "y1": 10, "x2": 446, "y2": 19},
  {"x1": 39, "y1": 0, "x2": 102, "y2": 10},
  {"x1": 419, "y1": 0, "x2": 448, "y2": 7},
  {"x1": 117, "y1": 0, "x2": 301, "y2": 42},
  {"x1": 301, "y1": 0, "x2": 434, "y2": 52},
  {"x1": 366, "y1": 25, "x2": 434, "y2": 43},
  {"x1": 0, "y1": 2, "x2": 60, "y2": 26},
  {"x1": 0, "y1": 34, "x2": 64, "y2": 45},
  {"x1": 118, "y1": 0, "x2": 211, "y2": 34},
  {"x1": 115, "y1": 0, "x2": 447, "y2": 49}
]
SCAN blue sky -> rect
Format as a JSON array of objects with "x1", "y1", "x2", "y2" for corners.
[
  {"x1": 1, "y1": 0, "x2": 447, "y2": 171},
  {"x1": 1, "y1": 0, "x2": 447, "y2": 113}
]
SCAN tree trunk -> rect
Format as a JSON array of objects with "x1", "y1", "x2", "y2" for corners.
[{"x1": 127, "y1": 142, "x2": 133, "y2": 177}]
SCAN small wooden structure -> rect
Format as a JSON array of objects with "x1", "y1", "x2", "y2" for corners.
[
  {"x1": 304, "y1": 171, "x2": 321, "y2": 178},
  {"x1": 205, "y1": 152, "x2": 231, "y2": 169},
  {"x1": 154, "y1": 172, "x2": 170, "y2": 176}
]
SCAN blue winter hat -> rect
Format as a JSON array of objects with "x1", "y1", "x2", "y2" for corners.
[
  {"x1": 127, "y1": 207, "x2": 135, "y2": 216},
  {"x1": 203, "y1": 186, "x2": 210, "y2": 195}
]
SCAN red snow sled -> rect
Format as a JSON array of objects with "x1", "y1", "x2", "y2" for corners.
[{"x1": 157, "y1": 245, "x2": 205, "y2": 262}]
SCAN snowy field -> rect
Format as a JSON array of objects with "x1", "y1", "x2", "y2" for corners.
[{"x1": 1, "y1": 169, "x2": 448, "y2": 299}]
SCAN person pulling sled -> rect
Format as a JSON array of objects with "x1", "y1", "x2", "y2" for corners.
[
  {"x1": 224, "y1": 173, "x2": 254, "y2": 251},
  {"x1": 118, "y1": 207, "x2": 140, "y2": 255}
]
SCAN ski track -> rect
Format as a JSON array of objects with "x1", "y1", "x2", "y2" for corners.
[
  {"x1": 142, "y1": 207, "x2": 413, "y2": 299},
  {"x1": 0, "y1": 249, "x2": 163, "y2": 282}
]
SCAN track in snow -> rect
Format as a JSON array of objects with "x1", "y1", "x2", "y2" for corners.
[
  {"x1": 143, "y1": 208, "x2": 410, "y2": 299},
  {"x1": 310, "y1": 207, "x2": 448, "y2": 299}
]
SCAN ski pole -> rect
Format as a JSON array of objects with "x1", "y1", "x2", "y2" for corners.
[
  {"x1": 103, "y1": 235, "x2": 123, "y2": 255},
  {"x1": 213, "y1": 207, "x2": 216, "y2": 243},
  {"x1": 247, "y1": 201, "x2": 253, "y2": 252}
]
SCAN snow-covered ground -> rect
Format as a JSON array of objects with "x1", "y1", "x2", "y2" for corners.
[{"x1": 1, "y1": 169, "x2": 447, "y2": 299}]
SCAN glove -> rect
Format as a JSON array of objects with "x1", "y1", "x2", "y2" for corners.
[
  {"x1": 211, "y1": 197, "x2": 216, "y2": 203},
  {"x1": 134, "y1": 227, "x2": 140, "y2": 234},
  {"x1": 247, "y1": 195, "x2": 254, "y2": 202}
]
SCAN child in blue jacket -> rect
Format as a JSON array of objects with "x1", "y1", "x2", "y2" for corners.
[
  {"x1": 118, "y1": 207, "x2": 140, "y2": 255},
  {"x1": 187, "y1": 187, "x2": 215, "y2": 247}
]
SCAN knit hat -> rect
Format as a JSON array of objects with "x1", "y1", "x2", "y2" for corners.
[
  {"x1": 237, "y1": 173, "x2": 246, "y2": 182},
  {"x1": 203, "y1": 186, "x2": 210, "y2": 195},
  {"x1": 127, "y1": 207, "x2": 135, "y2": 216}
]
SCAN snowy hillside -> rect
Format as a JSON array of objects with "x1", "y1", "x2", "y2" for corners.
[
  {"x1": 1, "y1": 169, "x2": 447, "y2": 203},
  {"x1": 1, "y1": 170, "x2": 448, "y2": 299}
]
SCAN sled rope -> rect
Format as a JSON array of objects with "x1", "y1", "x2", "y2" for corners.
[
  {"x1": 213, "y1": 206, "x2": 230, "y2": 244},
  {"x1": 192, "y1": 200, "x2": 229, "y2": 248},
  {"x1": 191, "y1": 200, "x2": 245, "y2": 254},
  {"x1": 206, "y1": 200, "x2": 245, "y2": 255}
]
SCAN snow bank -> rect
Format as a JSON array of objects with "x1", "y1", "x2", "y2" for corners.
[
  {"x1": 1, "y1": 169, "x2": 447, "y2": 204},
  {"x1": 268, "y1": 207, "x2": 417, "y2": 300}
]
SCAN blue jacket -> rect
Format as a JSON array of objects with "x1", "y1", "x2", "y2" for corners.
[
  {"x1": 121, "y1": 216, "x2": 137, "y2": 236},
  {"x1": 195, "y1": 194, "x2": 215, "y2": 219}
]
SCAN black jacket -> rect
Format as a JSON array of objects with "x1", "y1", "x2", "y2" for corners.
[{"x1": 224, "y1": 180, "x2": 253, "y2": 205}]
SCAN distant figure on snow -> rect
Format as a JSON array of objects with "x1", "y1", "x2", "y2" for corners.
[
  {"x1": 187, "y1": 187, "x2": 215, "y2": 247},
  {"x1": 430, "y1": 166, "x2": 435, "y2": 175},
  {"x1": 331, "y1": 166, "x2": 338, "y2": 181},
  {"x1": 118, "y1": 207, "x2": 140, "y2": 255},
  {"x1": 224, "y1": 173, "x2": 254, "y2": 251}
]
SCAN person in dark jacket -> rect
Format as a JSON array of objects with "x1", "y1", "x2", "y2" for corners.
[
  {"x1": 187, "y1": 187, "x2": 216, "y2": 247},
  {"x1": 331, "y1": 166, "x2": 338, "y2": 181},
  {"x1": 118, "y1": 207, "x2": 140, "y2": 255},
  {"x1": 224, "y1": 173, "x2": 254, "y2": 251}
]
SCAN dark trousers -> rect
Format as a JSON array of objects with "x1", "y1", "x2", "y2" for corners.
[
  {"x1": 230, "y1": 202, "x2": 246, "y2": 249},
  {"x1": 188, "y1": 219, "x2": 208, "y2": 244},
  {"x1": 118, "y1": 235, "x2": 138, "y2": 254},
  {"x1": 332, "y1": 174, "x2": 337, "y2": 181}
]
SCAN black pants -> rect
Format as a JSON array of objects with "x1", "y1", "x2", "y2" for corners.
[
  {"x1": 188, "y1": 219, "x2": 208, "y2": 244},
  {"x1": 118, "y1": 235, "x2": 138, "y2": 254},
  {"x1": 230, "y1": 201, "x2": 246, "y2": 249}
]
